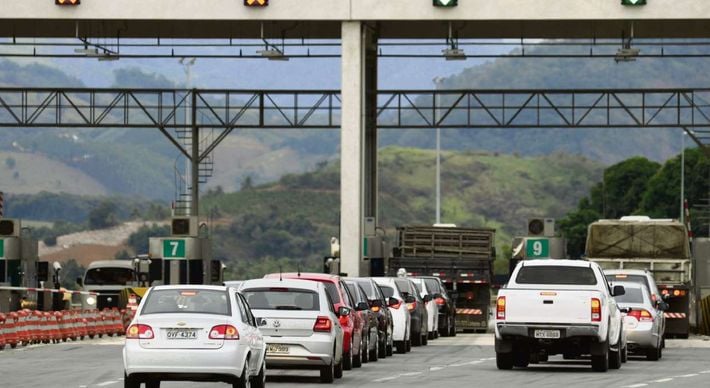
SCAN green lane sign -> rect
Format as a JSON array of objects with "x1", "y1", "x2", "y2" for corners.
[
  {"x1": 526, "y1": 239, "x2": 549, "y2": 258},
  {"x1": 434, "y1": 0, "x2": 457, "y2": 7},
  {"x1": 621, "y1": 0, "x2": 646, "y2": 5},
  {"x1": 0, "y1": 239, "x2": 4, "y2": 259},
  {"x1": 163, "y1": 239, "x2": 186, "y2": 259}
]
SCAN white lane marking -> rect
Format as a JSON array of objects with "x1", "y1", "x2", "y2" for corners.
[
  {"x1": 652, "y1": 378, "x2": 673, "y2": 383},
  {"x1": 700, "y1": 370, "x2": 710, "y2": 374},
  {"x1": 450, "y1": 360, "x2": 483, "y2": 367},
  {"x1": 374, "y1": 376, "x2": 399, "y2": 383},
  {"x1": 623, "y1": 384, "x2": 648, "y2": 388},
  {"x1": 676, "y1": 374, "x2": 699, "y2": 378},
  {"x1": 429, "y1": 366, "x2": 446, "y2": 371},
  {"x1": 96, "y1": 382, "x2": 117, "y2": 387},
  {"x1": 401, "y1": 372, "x2": 422, "y2": 377}
]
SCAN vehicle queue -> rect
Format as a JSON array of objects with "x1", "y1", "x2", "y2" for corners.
[{"x1": 123, "y1": 272, "x2": 454, "y2": 388}]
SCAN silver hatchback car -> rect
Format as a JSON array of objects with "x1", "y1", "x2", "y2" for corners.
[
  {"x1": 613, "y1": 281, "x2": 665, "y2": 361},
  {"x1": 239, "y1": 279, "x2": 345, "y2": 384}
]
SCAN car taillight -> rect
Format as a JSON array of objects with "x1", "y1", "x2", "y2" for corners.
[
  {"x1": 591, "y1": 298, "x2": 601, "y2": 322},
  {"x1": 407, "y1": 301, "x2": 417, "y2": 311},
  {"x1": 314, "y1": 316, "x2": 332, "y2": 332},
  {"x1": 390, "y1": 300, "x2": 402, "y2": 309},
  {"x1": 496, "y1": 296, "x2": 506, "y2": 320},
  {"x1": 371, "y1": 306, "x2": 381, "y2": 313},
  {"x1": 209, "y1": 325, "x2": 240, "y2": 340},
  {"x1": 435, "y1": 297, "x2": 446, "y2": 306},
  {"x1": 126, "y1": 324, "x2": 154, "y2": 339},
  {"x1": 628, "y1": 309, "x2": 654, "y2": 322}
]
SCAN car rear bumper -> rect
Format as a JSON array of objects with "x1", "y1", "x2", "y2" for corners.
[
  {"x1": 496, "y1": 323, "x2": 601, "y2": 340},
  {"x1": 264, "y1": 334, "x2": 336, "y2": 368},
  {"x1": 626, "y1": 326, "x2": 659, "y2": 349},
  {"x1": 123, "y1": 341, "x2": 245, "y2": 378},
  {"x1": 391, "y1": 310, "x2": 409, "y2": 341}
]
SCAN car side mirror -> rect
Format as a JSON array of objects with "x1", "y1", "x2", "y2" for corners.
[
  {"x1": 404, "y1": 295, "x2": 416, "y2": 304},
  {"x1": 423, "y1": 295, "x2": 432, "y2": 303},
  {"x1": 256, "y1": 317, "x2": 267, "y2": 327},
  {"x1": 338, "y1": 306, "x2": 351, "y2": 317},
  {"x1": 76, "y1": 277, "x2": 83, "y2": 287},
  {"x1": 356, "y1": 301, "x2": 369, "y2": 311},
  {"x1": 657, "y1": 302, "x2": 669, "y2": 311},
  {"x1": 388, "y1": 297, "x2": 401, "y2": 307},
  {"x1": 612, "y1": 285, "x2": 625, "y2": 297},
  {"x1": 662, "y1": 293, "x2": 670, "y2": 301}
]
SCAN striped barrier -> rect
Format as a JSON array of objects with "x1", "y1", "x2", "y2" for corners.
[
  {"x1": 0, "y1": 309, "x2": 110, "y2": 351},
  {"x1": 664, "y1": 312, "x2": 687, "y2": 319},
  {"x1": 456, "y1": 308, "x2": 483, "y2": 315},
  {"x1": 0, "y1": 313, "x2": 5, "y2": 350}
]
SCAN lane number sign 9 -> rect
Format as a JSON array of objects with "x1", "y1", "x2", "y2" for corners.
[{"x1": 526, "y1": 239, "x2": 549, "y2": 258}]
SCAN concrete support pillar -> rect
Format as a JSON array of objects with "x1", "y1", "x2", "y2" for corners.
[{"x1": 340, "y1": 21, "x2": 378, "y2": 277}]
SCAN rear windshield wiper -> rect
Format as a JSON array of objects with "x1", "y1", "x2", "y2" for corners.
[{"x1": 275, "y1": 306, "x2": 302, "y2": 310}]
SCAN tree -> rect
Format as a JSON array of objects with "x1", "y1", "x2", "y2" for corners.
[
  {"x1": 5, "y1": 156, "x2": 16, "y2": 169},
  {"x1": 59, "y1": 259, "x2": 86, "y2": 290},
  {"x1": 596, "y1": 157, "x2": 660, "y2": 218},
  {"x1": 88, "y1": 201, "x2": 119, "y2": 229},
  {"x1": 126, "y1": 224, "x2": 171, "y2": 255}
]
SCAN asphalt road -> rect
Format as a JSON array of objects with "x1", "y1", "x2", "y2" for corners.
[{"x1": 2, "y1": 334, "x2": 710, "y2": 388}]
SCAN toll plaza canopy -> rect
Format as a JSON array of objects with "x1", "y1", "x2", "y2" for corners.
[{"x1": 3, "y1": 0, "x2": 710, "y2": 39}]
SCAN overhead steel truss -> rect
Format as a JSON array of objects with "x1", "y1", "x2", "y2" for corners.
[{"x1": 2, "y1": 87, "x2": 710, "y2": 157}]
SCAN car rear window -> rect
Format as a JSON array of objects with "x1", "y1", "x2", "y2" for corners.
[
  {"x1": 241, "y1": 288, "x2": 320, "y2": 311},
  {"x1": 394, "y1": 279, "x2": 412, "y2": 293},
  {"x1": 345, "y1": 283, "x2": 363, "y2": 304},
  {"x1": 516, "y1": 266, "x2": 598, "y2": 285},
  {"x1": 606, "y1": 274, "x2": 650, "y2": 293},
  {"x1": 355, "y1": 280, "x2": 376, "y2": 299},
  {"x1": 141, "y1": 289, "x2": 230, "y2": 316},
  {"x1": 379, "y1": 285, "x2": 395, "y2": 298},
  {"x1": 614, "y1": 287, "x2": 645, "y2": 304},
  {"x1": 423, "y1": 279, "x2": 441, "y2": 294}
]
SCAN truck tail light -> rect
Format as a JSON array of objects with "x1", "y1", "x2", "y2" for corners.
[
  {"x1": 313, "y1": 316, "x2": 332, "y2": 332},
  {"x1": 209, "y1": 324, "x2": 240, "y2": 340},
  {"x1": 126, "y1": 324, "x2": 154, "y2": 339},
  {"x1": 628, "y1": 309, "x2": 654, "y2": 322},
  {"x1": 591, "y1": 298, "x2": 601, "y2": 322},
  {"x1": 496, "y1": 296, "x2": 506, "y2": 320}
]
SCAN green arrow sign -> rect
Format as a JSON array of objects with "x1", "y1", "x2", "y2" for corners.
[
  {"x1": 621, "y1": 0, "x2": 646, "y2": 5},
  {"x1": 0, "y1": 239, "x2": 4, "y2": 259},
  {"x1": 526, "y1": 239, "x2": 549, "y2": 258},
  {"x1": 163, "y1": 239, "x2": 186, "y2": 259},
  {"x1": 434, "y1": 0, "x2": 458, "y2": 7}
]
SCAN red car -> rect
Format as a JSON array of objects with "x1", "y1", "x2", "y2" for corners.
[{"x1": 264, "y1": 273, "x2": 364, "y2": 371}]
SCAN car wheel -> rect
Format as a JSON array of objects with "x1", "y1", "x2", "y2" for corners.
[
  {"x1": 591, "y1": 351, "x2": 609, "y2": 372},
  {"x1": 450, "y1": 322, "x2": 457, "y2": 337},
  {"x1": 354, "y1": 337, "x2": 363, "y2": 368},
  {"x1": 343, "y1": 339, "x2": 353, "y2": 370},
  {"x1": 658, "y1": 345, "x2": 663, "y2": 359},
  {"x1": 395, "y1": 340, "x2": 406, "y2": 354},
  {"x1": 496, "y1": 352, "x2": 514, "y2": 370},
  {"x1": 250, "y1": 357, "x2": 266, "y2": 388},
  {"x1": 233, "y1": 363, "x2": 250, "y2": 388},
  {"x1": 320, "y1": 357, "x2": 335, "y2": 384},
  {"x1": 387, "y1": 337, "x2": 394, "y2": 356},
  {"x1": 609, "y1": 346, "x2": 622, "y2": 370},
  {"x1": 369, "y1": 337, "x2": 379, "y2": 362},
  {"x1": 405, "y1": 339, "x2": 412, "y2": 352},
  {"x1": 334, "y1": 355, "x2": 344, "y2": 379},
  {"x1": 412, "y1": 331, "x2": 421, "y2": 347},
  {"x1": 621, "y1": 345, "x2": 628, "y2": 363},
  {"x1": 422, "y1": 333, "x2": 428, "y2": 346},
  {"x1": 661, "y1": 337, "x2": 666, "y2": 348},
  {"x1": 124, "y1": 372, "x2": 139, "y2": 388},
  {"x1": 146, "y1": 380, "x2": 160, "y2": 388},
  {"x1": 428, "y1": 331, "x2": 434, "y2": 340},
  {"x1": 378, "y1": 335, "x2": 387, "y2": 358},
  {"x1": 646, "y1": 347, "x2": 660, "y2": 361}
]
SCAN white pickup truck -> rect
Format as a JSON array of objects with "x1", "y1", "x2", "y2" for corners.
[{"x1": 495, "y1": 259, "x2": 626, "y2": 372}]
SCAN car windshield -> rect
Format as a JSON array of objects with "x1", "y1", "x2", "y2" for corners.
[
  {"x1": 379, "y1": 285, "x2": 395, "y2": 298},
  {"x1": 242, "y1": 288, "x2": 320, "y2": 311},
  {"x1": 141, "y1": 289, "x2": 230, "y2": 315},
  {"x1": 614, "y1": 287, "x2": 645, "y2": 304},
  {"x1": 84, "y1": 267, "x2": 133, "y2": 286},
  {"x1": 516, "y1": 266, "x2": 597, "y2": 285},
  {"x1": 606, "y1": 274, "x2": 650, "y2": 294}
]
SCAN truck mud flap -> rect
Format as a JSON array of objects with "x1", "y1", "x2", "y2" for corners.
[
  {"x1": 589, "y1": 340, "x2": 608, "y2": 356},
  {"x1": 495, "y1": 338, "x2": 513, "y2": 353}
]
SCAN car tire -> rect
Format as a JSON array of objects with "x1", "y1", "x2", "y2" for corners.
[
  {"x1": 450, "y1": 322, "x2": 457, "y2": 337},
  {"x1": 320, "y1": 357, "x2": 335, "y2": 384},
  {"x1": 233, "y1": 363, "x2": 250, "y2": 388},
  {"x1": 496, "y1": 352, "x2": 514, "y2": 370},
  {"x1": 658, "y1": 345, "x2": 663, "y2": 359},
  {"x1": 422, "y1": 333, "x2": 428, "y2": 346},
  {"x1": 513, "y1": 350, "x2": 529, "y2": 368},
  {"x1": 412, "y1": 331, "x2": 421, "y2": 347},
  {"x1": 591, "y1": 351, "x2": 609, "y2": 372},
  {"x1": 386, "y1": 338, "x2": 394, "y2": 357},
  {"x1": 250, "y1": 358, "x2": 266, "y2": 388},
  {"x1": 362, "y1": 335, "x2": 369, "y2": 364},
  {"x1": 334, "y1": 355, "x2": 344, "y2": 379},
  {"x1": 378, "y1": 335, "x2": 387, "y2": 358},
  {"x1": 621, "y1": 346, "x2": 628, "y2": 363},
  {"x1": 354, "y1": 337, "x2": 363, "y2": 368},
  {"x1": 124, "y1": 372, "x2": 139, "y2": 388},
  {"x1": 609, "y1": 346, "x2": 622, "y2": 370},
  {"x1": 370, "y1": 339, "x2": 379, "y2": 362},
  {"x1": 343, "y1": 338, "x2": 353, "y2": 371},
  {"x1": 646, "y1": 347, "x2": 660, "y2": 361},
  {"x1": 395, "y1": 340, "x2": 406, "y2": 354},
  {"x1": 428, "y1": 331, "x2": 435, "y2": 340}
]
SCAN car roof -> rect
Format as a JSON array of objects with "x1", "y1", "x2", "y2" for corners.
[
  {"x1": 87, "y1": 260, "x2": 134, "y2": 269},
  {"x1": 150, "y1": 284, "x2": 228, "y2": 291},
  {"x1": 521, "y1": 259, "x2": 591, "y2": 268},
  {"x1": 240, "y1": 278, "x2": 324, "y2": 292},
  {"x1": 611, "y1": 281, "x2": 644, "y2": 289},
  {"x1": 265, "y1": 272, "x2": 341, "y2": 282}
]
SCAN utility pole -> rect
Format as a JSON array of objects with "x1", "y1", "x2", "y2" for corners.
[
  {"x1": 433, "y1": 76, "x2": 444, "y2": 225},
  {"x1": 681, "y1": 130, "x2": 686, "y2": 224}
]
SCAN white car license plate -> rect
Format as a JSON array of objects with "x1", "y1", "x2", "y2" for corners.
[
  {"x1": 267, "y1": 344, "x2": 289, "y2": 354},
  {"x1": 534, "y1": 329, "x2": 560, "y2": 339},
  {"x1": 166, "y1": 329, "x2": 197, "y2": 340}
]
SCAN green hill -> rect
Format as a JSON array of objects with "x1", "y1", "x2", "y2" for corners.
[{"x1": 202, "y1": 147, "x2": 603, "y2": 278}]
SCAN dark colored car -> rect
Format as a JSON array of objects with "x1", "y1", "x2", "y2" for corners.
[
  {"x1": 264, "y1": 272, "x2": 363, "y2": 371},
  {"x1": 394, "y1": 277, "x2": 429, "y2": 347},
  {"x1": 344, "y1": 280, "x2": 380, "y2": 363},
  {"x1": 352, "y1": 278, "x2": 394, "y2": 358},
  {"x1": 417, "y1": 276, "x2": 456, "y2": 337}
]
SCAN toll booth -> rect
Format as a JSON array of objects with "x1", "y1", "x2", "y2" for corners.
[
  {"x1": 0, "y1": 218, "x2": 44, "y2": 312},
  {"x1": 147, "y1": 216, "x2": 222, "y2": 285}
]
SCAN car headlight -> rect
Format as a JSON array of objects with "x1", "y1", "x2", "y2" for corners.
[{"x1": 86, "y1": 296, "x2": 96, "y2": 306}]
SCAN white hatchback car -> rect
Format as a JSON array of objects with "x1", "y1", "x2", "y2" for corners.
[
  {"x1": 410, "y1": 277, "x2": 439, "y2": 340},
  {"x1": 123, "y1": 285, "x2": 266, "y2": 388},
  {"x1": 239, "y1": 279, "x2": 345, "y2": 384},
  {"x1": 372, "y1": 278, "x2": 412, "y2": 354}
]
